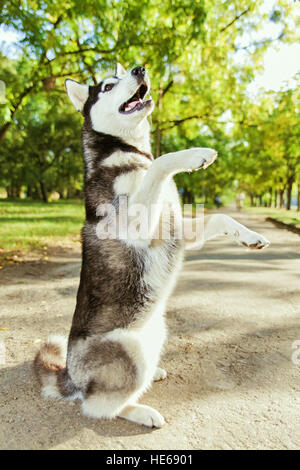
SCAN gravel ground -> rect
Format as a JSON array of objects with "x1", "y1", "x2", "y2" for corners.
[{"x1": 0, "y1": 210, "x2": 299, "y2": 450}]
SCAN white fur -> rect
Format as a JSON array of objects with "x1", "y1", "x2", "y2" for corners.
[
  {"x1": 153, "y1": 367, "x2": 167, "y2": 381},
  {"x1": 125, "y1": 148, "x2": 217, "y2": 242},
  {"x1": 115, "y1": 63, "x2": 127, "y2": 77},
  {"x1": 40, "y1": 334, "x2": 68, "y2": 400},
  {"x1": 42, "y1": 384, "x2": 61, "y2": 399},
  {"x1": 204, "y1": 214, "x2": 270, "y2": 247},
  {"x1": 104, "y1": 301, "x2": 167, "y2": 398},
  {"x1": 82, "y1": 393, "x2": 128, "y2": 419},
  {"x1": 119, "y1": 404, "x2": 165, "y2": 428},
  {"x1": 184, "y1": 214, "x2": 270, "y2": 249},
  {"x1": 103, "y1": 151, "x2": 151, "y2": 169},
  {"x1": 65, "y1": 80, "x2": 89, "y2": 112},
  {"x1": 47, "y1": 334, "x2": 68, "y2": 358}
]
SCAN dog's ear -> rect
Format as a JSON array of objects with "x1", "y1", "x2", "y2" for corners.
[
  {"x1": 115, "y1": 62, "x2": 127, "y2": 77},
  {"x1": 65, "y1": 79, "x2": 89, "y2": 112}
]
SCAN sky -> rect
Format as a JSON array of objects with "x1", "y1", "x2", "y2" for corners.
[
  {"x1": 247, "y1": 42, "x2": 300, "y2": 95},
  {"x1": 245, "y1": 0, "x2": 300, "y2": 96},
  {"x1": 233, "y1": 0, "x2": 300, "y2": 96}
]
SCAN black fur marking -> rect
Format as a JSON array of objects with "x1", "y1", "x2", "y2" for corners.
[
  {"x1": 57, "y1": 368, "x2": 81, "y2": 397},
  {"x1": 84, "y1": 127, "x2": 153, "y2": 165},
  {"x1": 82, "y1": 82, "x2": 103, "y2": 117},
  {"x1": 84, "y1": 165, "x2": 142, "y2": 222}
]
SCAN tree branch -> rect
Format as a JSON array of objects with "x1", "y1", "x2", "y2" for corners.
[
  {"x1": 152, "y1": 113, "x2": 210, "y2": 132},
  {"x1": 0, "y1": 83, "x2": 35, "y2": 142},
  {"x1": 162, "y1": 80, "x2": 174, "y2": 97},
  {"x1": 220, "y1": 7, "x2": 250, "y2": 33},
  {"x1": 75, "y1": 38, "x2": 98, "y2": 85},
  {"x1": 45, "y1": 47, "x2": 115, "y2": 65}
]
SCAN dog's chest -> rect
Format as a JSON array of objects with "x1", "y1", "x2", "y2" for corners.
[
  {"x1": 113, "y1": 163, "x2": 181, "y2": 208},
  {"x1": 112, "y1": 161, "x2": 184, "y2": 298},
  {"x1": 143, "y1": 242, "x2": 184, "y2": 301},
  {"x1": 113, "y1": 166, "x2": 147, "y2": 196}
]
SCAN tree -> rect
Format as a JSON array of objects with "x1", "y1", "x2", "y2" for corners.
[
  {"x1": 0, "y1": 89, "x2": 82, "y2": 201},
  {"x1": 232, "y1": 84, "x2": 300, "y2": 209},
  {"x1": 0, "y1": 0, "x2": 298, "y2": 203}
]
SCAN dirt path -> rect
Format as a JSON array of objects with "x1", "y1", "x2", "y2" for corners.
[{"x1": 0, "y1": 210, "x2": 299, "y2": 450}]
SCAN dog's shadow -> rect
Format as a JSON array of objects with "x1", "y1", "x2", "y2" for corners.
[{"x1": 0, "y1": 362, "x2": 154, "y2": 450}]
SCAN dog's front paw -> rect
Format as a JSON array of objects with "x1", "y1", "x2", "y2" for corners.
[
  {"x1": 237, "y1": 230, "x2": 270, "y2": 250},
  {"x1": 199, "y1": 148, "x2": 218, "y2": 169},
  {"x1": 183, "y1": 148, "x2": 218, "y2": 172}
]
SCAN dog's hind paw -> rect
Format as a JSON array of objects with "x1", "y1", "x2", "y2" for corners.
[
  {"x1": 153, "y1": 367, "x2": 167, "y2": 382},
  {"x1": 119, "y1": 404, "x2": 165, "y2": 428}
]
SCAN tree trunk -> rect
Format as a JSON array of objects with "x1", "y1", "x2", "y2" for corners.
[
  {"x1": 297, "y1": 184, "x2": 300, "y2": 212},
  {"x1": 10, "y1": 185, "x2": 17, "y2": 198},
  {"x1": 155, "y1": 127, "x2": 161, "y2": 159},
  {"x1": 31, "y1": 185, "x2": 40, "y2": 199},
  {"x1": 154, "y1": 83, "x2": 164, "y2": 158},
  {"x1": 279, "y1": 190, "x2": 284, "y2": 208},
  {"x1": 0, "y1": 122, "x2": 12, "y2": 142},
  {"x1": 274, "y1": 190, "x2": 278, "y2": 208},
  {"x1": 268, "y1": 188, "x2": 272, "y2": 207},
  {"x1": 16, "y1": 186, "x2": 22, "y2": 198},
  {"x1": 182, "y1": 187, "x2": 193, "y2": 204},
  {"x1": 39, "y1": 181, "x2": 48, "y2": 203},
  {"x1": 286, "y1": 176, "x2": 294, "y2": 210}
]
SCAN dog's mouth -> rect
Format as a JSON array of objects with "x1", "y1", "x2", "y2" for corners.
[{"x1": 119, "y1": 83, "x2": 150, "y2": 114}]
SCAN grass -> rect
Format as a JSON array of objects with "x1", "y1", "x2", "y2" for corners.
[
  {"x1": 245, "y1": 206, "x2": 300, "y2": 227},
  {"x1": 1, "y1": 198, "x2": 299, "y2": 267},
  {"x1": 0, "y1": 199, "x2": 85, "y2": 259}
]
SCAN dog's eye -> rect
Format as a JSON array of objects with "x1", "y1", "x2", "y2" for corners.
[{"x1": 104, "y1": 83, "x2": 114, "y2": 92}]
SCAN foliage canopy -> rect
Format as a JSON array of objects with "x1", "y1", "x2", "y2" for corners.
[{"x1": 0, "y1": 0, "x2": 299, "y2": 207}]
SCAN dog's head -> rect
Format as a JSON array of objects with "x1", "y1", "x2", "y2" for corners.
[{"x1": 65, "y1": 64, "x2": 154, "y2": 136}]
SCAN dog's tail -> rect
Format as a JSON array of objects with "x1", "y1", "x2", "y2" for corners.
[{"x1": 34, "y1": 334, "x2": 80, "y2": 399}]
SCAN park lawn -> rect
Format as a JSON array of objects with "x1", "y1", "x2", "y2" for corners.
[
  {"x1": 246, "y1": 206, "x2": 300, "y2": 227},
  {"x1": 0, "y1": 199, "x2": 85, "y2": 262}
]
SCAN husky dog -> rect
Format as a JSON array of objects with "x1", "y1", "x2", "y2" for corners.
[{"x1": 34, "y1": 64, "x2": 269, "y2": 428}]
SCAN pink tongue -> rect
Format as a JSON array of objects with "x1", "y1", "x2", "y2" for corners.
[{"x1": 125, "y1": 100, "x2": 140, "y2": 111}]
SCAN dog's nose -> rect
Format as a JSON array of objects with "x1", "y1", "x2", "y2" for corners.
[{"x1": 131, "y1": 66, "x2": 146, "y2": 78}]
